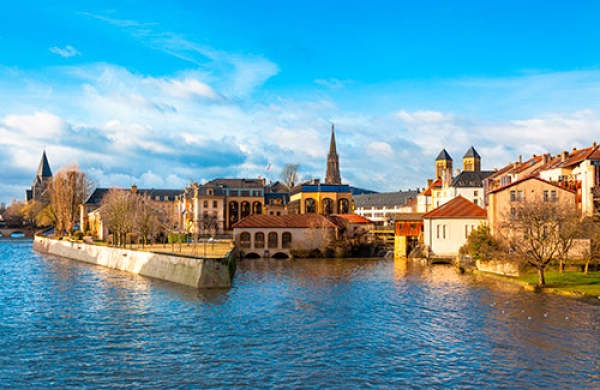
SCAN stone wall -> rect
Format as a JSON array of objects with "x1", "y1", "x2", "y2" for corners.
[
  {"x1": 34, "y1": 236, "x2": 234, "y2": 288},
  {"x1": 476, "y1": 259, "x2": 521, "y2": 277}
]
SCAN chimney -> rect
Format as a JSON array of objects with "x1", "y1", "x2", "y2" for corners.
[
  {"x1": 519, "y1": 155, "x2": 522, "y2": 164},
  {"x1": 456, "y1": 168, "x2": 461, "y2": 176},
  {"x1": 427, "y1": 179, "x2": 433, "y2": 188},
  {"x1": 594, "y1": 141, "x2": 597, "y2": 148},
  {"x1": 562, "y1": 151, "x2": 569, "y2": 161}
]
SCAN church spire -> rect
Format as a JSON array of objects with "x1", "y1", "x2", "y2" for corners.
[
  {"x1": 325, "y1": 124, "x2": 342, "y2": 185},
  {"x1": 36, "y1": 149, "x2": 53, "y2": 179}
]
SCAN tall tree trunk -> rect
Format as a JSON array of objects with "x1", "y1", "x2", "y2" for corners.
[{"x1": 538, "y1": 267, "x2": 546, "y2": 286}]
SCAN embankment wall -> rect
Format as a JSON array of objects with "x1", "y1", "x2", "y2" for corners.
[{"x1": 33, "y1": 236, "x2": 234, "y2": 288}]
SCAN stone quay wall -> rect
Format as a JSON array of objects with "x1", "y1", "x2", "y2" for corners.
[{"x1": 34, "y1": 236, "x2": 235, "y2": 289}]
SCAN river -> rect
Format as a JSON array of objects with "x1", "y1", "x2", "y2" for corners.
[{"x1": 0, "y1": 240, "x2": 599, "y2": 389}]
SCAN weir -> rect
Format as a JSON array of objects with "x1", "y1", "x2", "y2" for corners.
[{"x1": 33, "y1": 235, "x2": 236, "y2": 289}]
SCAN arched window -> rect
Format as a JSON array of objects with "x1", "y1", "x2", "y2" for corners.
[
  {"x1": 252, "y1": 202, "x2": 262, "y2": 215},
  {"x1": 305, "y1": 198, "x2": 316, "y2": 214},
  {"x1": 241, "y1": 201, "x2": 251, "y2": 219},
  {"x1": 323, "y1": 198, "x2": 334, "y2": 214},
  {"x1": 228, "y1": 201, "x2": 239, "y2": 228},
  {"x1": 282, "y1": 232, "x2": 292, "y2": 249},
  {"x1": 240, "y1": 232, "x2": 251, "y2": 248},
  {"x1": 338, "y1": 198, "x2": 349, "y2": 214},
  {"x1": 268, "y1": 232, "x2": 278, "y2": 248},
  {"x1": 207, "y1": 189, "x2": 214, "y2": 196},
  {"x1": 255, "y1": 232, "x2": 265, "y2": 248}
]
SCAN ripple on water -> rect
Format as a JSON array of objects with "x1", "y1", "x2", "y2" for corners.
[{"x1": 0, "y1": 242, "x2": 599, "y2": 388}]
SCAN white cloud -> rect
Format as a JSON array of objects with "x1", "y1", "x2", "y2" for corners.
[
  {"x1": 366, "y1": 141, "x2": 393, "y2": 159},
  {"x1": 49, "y1": 45, "x2": 81, "y2": 58}
]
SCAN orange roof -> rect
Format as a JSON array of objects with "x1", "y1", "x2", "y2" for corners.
[
  {"x1": 232, "y1": 214, "x2": 339, "y2": 229},
  {"x1": 419, "y1": 178, "x2": 442, "y2": 196},
  {"x1": 488, "y1": 175, "x2": 576, "y2": 195},
  {"x1": 423, "y1": 196, "x2": 487, "y2": 219},
  {"x1": 333, "y1": 214, "x2": 373, "y2": 224}
]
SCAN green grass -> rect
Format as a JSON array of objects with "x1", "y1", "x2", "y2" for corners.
[{"x1": 519, "y1": 271, "x2": 600, "y2": 297}]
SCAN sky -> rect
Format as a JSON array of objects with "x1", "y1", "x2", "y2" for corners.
[{"x1": 1, "y1": 1, "x2": 600, "y2": 203}]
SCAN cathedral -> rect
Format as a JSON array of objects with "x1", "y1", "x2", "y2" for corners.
[{"x1": 26, "y1": 150, "x2": 53, "y2": 204}]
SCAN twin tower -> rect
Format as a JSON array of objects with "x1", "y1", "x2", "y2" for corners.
[{"x1": 435, "y1": 146, "x2": 481, "y2": 180}]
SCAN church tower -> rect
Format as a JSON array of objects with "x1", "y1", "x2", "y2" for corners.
[
  {"x1": 462, "y1": 146, "x2": 481, "y2": 172},
  {"x1": 435, "y1": 149, "x2": 453, "y2": 180},
  {"x1": 325, "y1": 124, "x2": 342, "y2": 185},
  {"x1": 26, "y1": 150, "x2": 53, "y2": 203}
]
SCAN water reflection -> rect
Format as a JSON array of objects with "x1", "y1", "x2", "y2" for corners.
[{"x1": 2, "y1": 241, "x2": 600, "y2": 388}]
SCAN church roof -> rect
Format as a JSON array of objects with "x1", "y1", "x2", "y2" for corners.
[
  {"x1": 463, "y1": 146, "x2": 480, "y2": 159},
  {"x1": 435, "y1": 149, "x2": 453, "y2": 161},
  {"x1": 36, "y1": 151, "x2": 53, "y2": 178},
  {"x1": 423, "y1": 196, "x2": 487, "y2": 219}
]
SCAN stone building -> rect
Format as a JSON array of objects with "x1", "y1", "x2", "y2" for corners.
[{"x1": 26, "y1": 150, "x2": 53, "y2": 204}]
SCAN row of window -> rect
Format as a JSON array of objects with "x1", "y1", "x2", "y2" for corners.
[
  {"x1": 435, "y1": 224, "x2": 477, "y2": 239},
  {"x1": 239, "y1": 232, "x2": 292, "y2": 249},
  {"x1": 510, "y1": 189, "x2": 558, "y2": 202},
  {"x1": 305, "y1": 198, "x2": 350, "y2": 214},
  {"x1": 226, "y1": 190, "x2": 264, "y2": 197}
]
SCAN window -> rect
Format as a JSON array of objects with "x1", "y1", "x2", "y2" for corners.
[
  {"x1": 544, "y1": 190, "x2": 549, "y2": 202},
  {"x1": 338, "y1": 199, "x2": 350, "y2": 214},
  {"x1": 241, "y1": 190, "x2": 250, "y2": 197},
  {"x1": 241, "y1": 201, "x2": 251, "y2": 218},
  {"x1": 282, "y1": 232, "x2": 292, "y2": 249},
  {"x1": 443, "y1": 225, "x2": 446, "y2": 239},
  {"x1": 517, "y1": 190, "x2": 523, "y2": 202},
  {"x1": 240, "y1": 232, "x2": 251, "y2": 248},
  {"x1": 252, "y1": 202, "x2": 262, "y2": 214},
  {"x1": 305, "y1": 198, "x2": 316, "y2": 214},
  {"x1": 207, "y1": 189, "x2": 214, "y2": 196},
  {"x1": 213, "y1": 201, "x2": 218, "y2": 208},
  {"x1": 255, "y1": 232, "x2": 265, "y2": 248},
  {"x1": 268, "y1": 232, "x2": 278, "y2": 248},
  {"x1": 551, "y1": 190, "x2": 558, "y2": 202},
  {"x1": 474, "y1": 199, "x2": 479, "y2": 206},
  {"x1": 465, "y1": 225, "x2": 469, "y2": 239},
  {"x1": 323, "y1": 198, "x2": 334, "y2": 214},
  {"x1": 436, "y1": 225, "x2": 440, "y2": 239},
  {"x1": 510, "y1": 190, "x2": 516, "y2": 202},
  {"x1": 203, "y1": 200, "x2": 208, "y2": 208},
  {"x1": 474, "y1": 190, "x2": 479, "y2": 197},
  {"x1": 510, "y1": 207, "x2": 516, "y2": 220}
]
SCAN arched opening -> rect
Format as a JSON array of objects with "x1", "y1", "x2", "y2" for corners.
[
  {"x1": 241, "y1": 201, "x2": 251, "y2": 219},
  {"x1": 268, "y1": 232, "x2": 278, "y2": 248},
  {"x1": 338, "y1": 198, "x2": 350, "y2": 214},
  {"x1": 252, "y1": 202, "x2": 262, "y2": 215},
  {"x1": 323, "y1": 198, "x2": 334, "y2": 214},
  {"x1": 255, "y1": 232, "x2": 265, "y2": 248},
  {"x1": 271, "y1": 252, "x2": 290, "y2": 259},
  {"x1": 243, "y1": 252, "x2": 261, "y2": 259},
  {"x1": 240, "y1": 231, "x2": 251, "y2": 248},
  {"x1": 305, "y1": 198, "x2": 316, "y2": 214},
  {"x1": 282, "y1": 232, "x2": 292, "y2": 249},
  {"x1": 228, "y1": 201, "x2": 239, "y2": 228}
]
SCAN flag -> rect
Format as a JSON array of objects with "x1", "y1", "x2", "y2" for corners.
[{"x1": 266, "y1": 163, "x2": 271, "y2": 171}]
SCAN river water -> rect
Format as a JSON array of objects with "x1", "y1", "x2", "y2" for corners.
[{"x1": 1, "y1": 240, "x2": 599, "y2": 389}]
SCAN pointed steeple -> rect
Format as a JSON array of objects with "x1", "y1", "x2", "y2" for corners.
[
  {"x1": 36, "y1": 150, "x2": 53, "y2": 179},
  {"x1": 325, "y1": 124, "x2": 342, "y2": 185}
]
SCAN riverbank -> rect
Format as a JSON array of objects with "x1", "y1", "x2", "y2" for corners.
[
  {"x1": 474, "y1": 269, "x2": 600, "y2": 304},
  {"x1": 34, "y1": 236, "x2": 236, "y2": 289}
]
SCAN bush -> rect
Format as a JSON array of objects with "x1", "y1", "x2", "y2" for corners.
[
  {"x1": 460, "y1": 224, "x2": 502, "y2": 261},
  {"x1": 72, "y1": 231, "x2": 84, "y2": 241}
]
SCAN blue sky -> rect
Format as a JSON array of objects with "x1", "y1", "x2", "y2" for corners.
[{"x1": 1, "y1": 1, "x2": 600, "y2": 203}]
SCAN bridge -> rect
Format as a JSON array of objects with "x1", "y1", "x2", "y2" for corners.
[{"x1": 0, "y1": 228, "x2": 37, "y2": 238}]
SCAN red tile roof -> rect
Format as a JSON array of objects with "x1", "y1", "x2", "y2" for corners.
[
  {"x1": 423, "y1": 196, "x2": 487, "y2": 219},
  {"x1": 332, "y1": 214, "x2": 373, "y2": 224},
  {"x1": 232, "y1": 214, "x2": 339, "y2": 229},
  {"x1": 488, "y1": 175, "x2": 576, "y2": 195},
  {"x1": 419, "y1": 179, "x2": 442, "y2": 196}
]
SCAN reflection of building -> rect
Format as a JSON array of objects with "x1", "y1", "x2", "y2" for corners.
[
  {"x1": 233, "y1": 214, "x2": 342, "y2": 259},
  {"x1": 26, "y1": 150, "x2": 53, "y2": 203}
]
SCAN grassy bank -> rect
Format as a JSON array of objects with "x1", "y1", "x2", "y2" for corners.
[{"x1": 518, "y1": 271, "x2": 600, "y2": 298}]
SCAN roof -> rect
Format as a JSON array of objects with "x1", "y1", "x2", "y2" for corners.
[
  {"x1": 542, "y1": 145, "x2": 600, "y2": 170},
  {"x1": 204, "y1": 178, "x2": 265, "y2": 188},
  {"x1": 488, "y1": 175, "x2": 577, "y2": 195},
  {"x1": 83, "y1": 187, "x2": 181, "y2": 205},
  {"x1": 394, "y1": 213, "x2": 424, "y2": 222},
  {"x1": 450, "y1": 170, "x2": 495, "y2": 188},
  {"x1": 332, "y1": 214, "x2": 373, "y2": 224},
  {"x1": 436, "y1": 149, "x2": 453, "y2": 161},
  {"x1": 353, "y1": 190, "x2": 419, "y2": 208},
  {"x1": 36, "y1": 151, "x2": 53, "y2": 178},
  {"x1": 463, "y1": 146, "x2": 480, "y2": 159},
  {"x1": 419, "y1": 179, "x2": 442, "y2": 196},
  {"x1": 292, "y1": 184, "x2": 351, "y2": 194},
  {"x1": 423, "y1": 196, "x2": 487, "y2": 219},
  {"x1": 232, "y1": 214, "x2": 340, "y2": 229}
]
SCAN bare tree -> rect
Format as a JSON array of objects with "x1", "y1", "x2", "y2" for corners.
[
  {"x1": 580, "y1": 217, "x2": 600, "y2": 275},
  {"x1": 135, "y1": 194, "x2": 162, "y2": 248},
  {"x1": 281, "y1": 163, "x2": 300, "y2": 191},
  {"x1": 48, "y1": 164, "x2": 94, "y2": 237},
  {"x1": 498, "y1": 198, "x2": 581, "y2": 286},
  {"x1": 101, "y1": 188, "x2": 135, "y2": 247},
  {"x1": 3, "y1": 200, "x2": 26, "y2": 227}
]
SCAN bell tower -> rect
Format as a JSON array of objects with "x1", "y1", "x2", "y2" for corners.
[{"x1": 435, "y1": 149, "x2": 453, "y2": 180}]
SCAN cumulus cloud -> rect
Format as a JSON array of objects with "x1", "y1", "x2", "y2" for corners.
[{"x1": 49, "y1": 45, "x2": 81, "y2": 57}]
